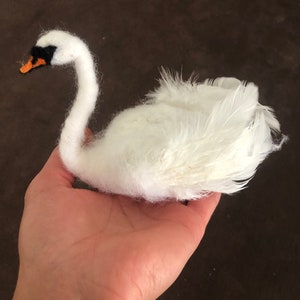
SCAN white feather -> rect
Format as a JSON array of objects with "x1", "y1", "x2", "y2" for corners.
[{"x1": 29, "y1": 30, "x2": 286, "y2": 202}]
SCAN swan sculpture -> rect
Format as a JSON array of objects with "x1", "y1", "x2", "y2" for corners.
[{"x1": 20, "y1": 30, "x2": 286, "y2": 202}]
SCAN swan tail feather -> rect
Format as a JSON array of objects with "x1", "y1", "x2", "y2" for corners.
[{"x1": 153, "y1": 82, "x2": 285, "y2": 197}]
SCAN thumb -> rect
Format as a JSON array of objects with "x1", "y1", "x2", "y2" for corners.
[
  {"x1": 24, "y1": 147, "x2": 74, "y2": 213},
  {"x1": 34, "y1": 147, "x2": 74, "y2": 189},
  {"x1": 31, "y1": 128, "x2": 94, "y2": 190}
]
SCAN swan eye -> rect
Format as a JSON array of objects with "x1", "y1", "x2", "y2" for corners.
[{"x1": 30, "y1": 45, "x2": 57, "y2": 65}]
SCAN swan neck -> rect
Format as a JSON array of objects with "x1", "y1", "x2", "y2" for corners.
[
  {"x1": 75, "y1": 52, "x2": 98, "y2": 96},
  {"x1": 59, "y1": 46, "x2": 99, "y2": 172}
]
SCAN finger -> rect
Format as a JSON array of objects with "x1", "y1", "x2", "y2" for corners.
[
  {"x1": 84, "y1": 128, "x2": 93, "y2": 144},
  {"x1": 188, "y1": 192, "x2": 221, "y2": 227},
  {"x1": 37, "y1": 147, "x2": 74, "y2": 188},
  {"x1": 35, "y1": 129, "x2": 94, "y2": 189}
]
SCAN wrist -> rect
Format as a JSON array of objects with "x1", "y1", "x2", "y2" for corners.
[
  {"x1": 13, "y1": 266, "x2": 147, "y2": 300},
  {"x1": 13, "y1": 265, "x2": 77, "y2": 300}
]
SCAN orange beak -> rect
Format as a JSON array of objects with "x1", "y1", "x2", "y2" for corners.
[{"x1": 19, "y1": 56, "x2": 47, "y2": 74}]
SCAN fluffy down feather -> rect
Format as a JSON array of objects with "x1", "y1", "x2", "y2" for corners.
[
  {"x1": 22, "y1": 30, "x2": 287, "y2": 202},
  {"x1": 74, "y1": 71, "x2": 286, "y2": 201}
]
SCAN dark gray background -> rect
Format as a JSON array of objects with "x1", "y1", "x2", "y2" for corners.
[{"x1": 1, "y1": 0, "x2": 299, "y2": 299}]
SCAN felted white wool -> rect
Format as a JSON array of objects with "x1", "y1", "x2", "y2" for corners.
[{"x1": 21, "y1": 30, "x2": 287, "y2": 202}]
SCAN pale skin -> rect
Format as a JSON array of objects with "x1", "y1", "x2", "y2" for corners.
[{"x1": 13, "y1": 133, "x2": 221, "y2": 300}]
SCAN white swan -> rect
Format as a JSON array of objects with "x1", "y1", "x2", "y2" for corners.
[{"x1": 20, "y1": 30, "x2": 286, "y2": 202}]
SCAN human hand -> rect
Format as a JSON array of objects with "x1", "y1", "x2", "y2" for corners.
[{"x1": 13, "y1": 143, "x2": 220, "y2": 300}]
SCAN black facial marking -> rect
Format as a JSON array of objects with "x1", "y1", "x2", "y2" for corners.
[{"x1": 30, "y1": 46, "x2": 57, "y2": 65}]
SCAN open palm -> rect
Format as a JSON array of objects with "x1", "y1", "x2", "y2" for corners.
[{"x1": 14, "y1": 147, "x2": 220, "y2": 300}]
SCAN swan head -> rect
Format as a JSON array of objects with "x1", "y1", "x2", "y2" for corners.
[{"x1": 20, "y1": 30, "x2": 86, "y2": 73}]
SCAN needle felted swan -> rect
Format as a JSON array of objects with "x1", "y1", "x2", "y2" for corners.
[{"x1": 20, "y1": 30, "x2": 286, "y2": 202}]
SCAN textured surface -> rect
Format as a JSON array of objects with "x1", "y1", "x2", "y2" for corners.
[{"x1": 0, "y1": 0, "x2": 299, "y2": 299}]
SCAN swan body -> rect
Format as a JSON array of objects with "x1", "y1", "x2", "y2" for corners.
[{"x1": 20, "y1": 30, "x2": 287, "y2": 202}]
